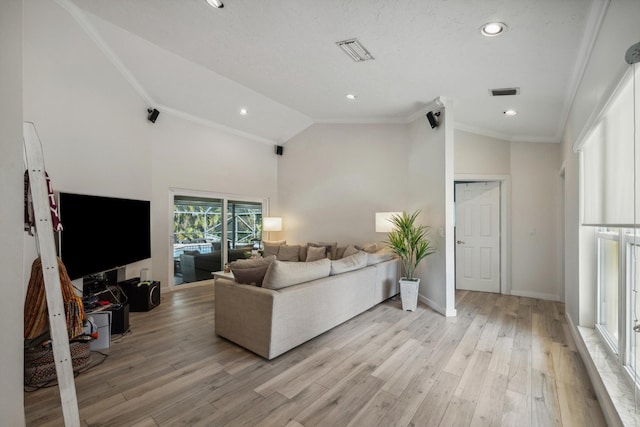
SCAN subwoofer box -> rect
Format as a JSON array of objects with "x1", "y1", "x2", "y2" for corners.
[
  {"x1": 110, "y1": 303, "x2": 130, "y2": 334},
  {"x1": 120, "y1": 281, "x2": 160, "y2": 312}
]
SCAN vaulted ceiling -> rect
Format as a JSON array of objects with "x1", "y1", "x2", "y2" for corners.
[{"x1": 67, "y1": 0, "x2": 603, "y2": 143}]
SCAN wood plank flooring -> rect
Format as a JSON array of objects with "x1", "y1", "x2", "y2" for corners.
[{"x1": 24, "y1": 285, "x2": 606, "y2": 426}]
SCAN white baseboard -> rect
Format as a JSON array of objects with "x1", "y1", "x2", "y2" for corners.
[
  {"x1": 418, "y1": 294, "x2": 457, "y2": 317},
  {"x1": 509, "y1": 289, "x2": 559, "y2": 301}
]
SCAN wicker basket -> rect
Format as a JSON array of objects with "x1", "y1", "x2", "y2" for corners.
[{"x1": 24, "y1": 341, "x2": 91, "y2": 387}]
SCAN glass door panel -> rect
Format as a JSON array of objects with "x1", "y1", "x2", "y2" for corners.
[
  {"x1": 173, "y1": 196, "x2": 223, "y2": 285},
  {"x1": 227, "y1": 201, "x2": 262, "y2": 262}
]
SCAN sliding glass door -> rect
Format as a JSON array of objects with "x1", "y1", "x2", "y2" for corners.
[{"x1": 172, "y1": 194, "x2": 264, "y2": 285}]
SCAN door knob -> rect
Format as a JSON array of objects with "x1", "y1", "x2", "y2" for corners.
[{"x1": 456, "y1": 240, "x2": 465, "y2": 244}]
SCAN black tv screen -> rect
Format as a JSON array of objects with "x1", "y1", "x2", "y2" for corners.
[{"x1": 58, "y1": 192, "x2": 151, "y2": 280}]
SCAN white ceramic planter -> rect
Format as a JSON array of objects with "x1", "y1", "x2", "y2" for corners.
[{"x1": 400, "y1": 278, "x2": 420, "y2": 311}]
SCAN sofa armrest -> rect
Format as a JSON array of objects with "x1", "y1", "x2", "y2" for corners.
[{"x1": 214, "y1": 279, "x2": 276, "y2": 359}]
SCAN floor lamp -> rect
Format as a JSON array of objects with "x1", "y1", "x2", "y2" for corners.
[{"x1": 262, "y1": 217, "x2": 282, "y2": 242}]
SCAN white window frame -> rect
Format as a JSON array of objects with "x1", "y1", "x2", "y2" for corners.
[{"x1": 595, "y1": 228, "x2": 623, "y2": 355}]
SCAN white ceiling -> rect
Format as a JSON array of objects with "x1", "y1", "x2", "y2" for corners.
[{"x1": 65, "y1": 0, "x2": 602, "y2": 144}]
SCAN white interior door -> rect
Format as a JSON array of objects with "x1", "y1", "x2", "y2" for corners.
[{"x1": 455, "y1": 181, "x2": 500, "y2": 293}]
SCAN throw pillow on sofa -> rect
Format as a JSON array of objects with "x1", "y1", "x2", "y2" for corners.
[
  {"x1": 305, "y1": 245, "x2": 326, "y2": 262},
  {"x1": 277, "y1": 245, "x2": 300, "y2": 262},
  {"x1": 307, "y1": 242, "x2": 333, "y2": 259},
  {"x1": 263, "y1": 240, "x2": 286, "y2": 257},
  {"x1": 342, "y1": 245, "x2": 360, "y2": 258},
  {"x1": 330, "y1": 251, "x2": 368, "y2": 275},
  {"x1": 319, "y1": 241, "x2": 338, "y2": 259},
  {"x1": 262, "y1": 258, "x2": 331, "y2": 290},
  {"x1": 230, "y1": 255, "x2": 276, "y2": 287},
  {"x1": 356, "y1": 243, "x2": 378, "y2": 253},
  {"x1": 366, "y1": 247, "x2": 396, "y2": 265}
]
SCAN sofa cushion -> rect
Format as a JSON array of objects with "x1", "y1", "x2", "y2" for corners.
[
  {"x1": 366, "y1": 247, "x2": 396, "y2": 265},
  {"x1": 305, "y1": 245, "x2": 326, "y2": 262},
  {"x1": 330, "y1": 251, "x2": 368, "y2": 275},
  {"x1": 263, "y1": 258, "x2": 331, "y2": 290},
  {"x1": 277, "y1": 245, "x2": 300, "y2": 262},
  {"x1": 230, "y1": 255, "x2": 276, "y2": 287},
  {"x1": 335, "y1": 246, "x2": 347, "y2": 259}
]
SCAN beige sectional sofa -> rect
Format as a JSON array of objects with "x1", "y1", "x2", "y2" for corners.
[{"x1": 214, "y1": 256, "x2": 399, "y2": 359}]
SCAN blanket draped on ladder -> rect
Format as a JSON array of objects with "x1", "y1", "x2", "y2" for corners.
[{"x1": 24, "y1": 257, "x2": 85, "y2": 340}]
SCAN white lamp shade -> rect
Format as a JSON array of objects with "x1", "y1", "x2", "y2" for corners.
[
  {"x1": 375, "y1": 212, "x2": 401, "y2": 233},
  {"x1": 263, "y1": 217, "x2": 282, "y2": 232}
]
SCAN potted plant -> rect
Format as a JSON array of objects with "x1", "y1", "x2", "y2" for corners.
[{"x1": 385, "y1": 210, "x2": 435, "y2": 311}]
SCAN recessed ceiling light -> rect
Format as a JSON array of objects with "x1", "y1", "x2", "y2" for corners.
[
  {"x1": 346, "y1": 94, "x2": 357, "y2": 100},
  {"x1": 240, "y1": 108, "x2": 247, "y2": 115},
  {"x1": 206, "y1": 0, "x2": 224, "y2": 8},
  {"x1": 481, "y1": 22, "x2": 507, "y2": 37},
  {"x1": 504, "y1": 109, "x2": 518, "y2": 116}
]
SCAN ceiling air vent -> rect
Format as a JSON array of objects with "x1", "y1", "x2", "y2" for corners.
[
  {"x1": 489, "y1": 87, "x2": 520, "y2": 96},
  {"x1": 336, "y1": 38, "x2": 374, "y2": 62}
]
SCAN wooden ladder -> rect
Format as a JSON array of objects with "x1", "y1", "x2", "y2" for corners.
[{"x1": 24, "y1": 122, "x2": 80, "y2": 427}]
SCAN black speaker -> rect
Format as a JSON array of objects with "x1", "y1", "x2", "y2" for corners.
[
  {"x1": 426, "y1": 111, "x2": 439, "y2": 129},
  {"x1": 110, "y1": 303, "x2": 129, "y2": 334},
  {"x1": 121, "y1": 280, "x2": 161, "y2": 312},
  {"x1": 275, "y1": 145, "x2": 284, "y2": 156},
  {"x1": 147, "y1": 108, "x2": 160, "y2": 123}
]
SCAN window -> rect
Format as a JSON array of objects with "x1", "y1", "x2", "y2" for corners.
[{"x1": 579, "y1": 65, "x2": 639, "y2": 390}]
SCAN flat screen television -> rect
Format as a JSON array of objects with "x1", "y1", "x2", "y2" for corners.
[{"x1": 57, "y1": 192, "x2": 151, "y2": 280}]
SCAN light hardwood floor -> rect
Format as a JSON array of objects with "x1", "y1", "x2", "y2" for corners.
[{"x1": 25, "y1": 285, "x2": 606, "y2": 426}]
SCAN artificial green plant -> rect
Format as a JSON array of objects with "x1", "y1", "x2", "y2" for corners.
[{"x1": 385, "y1": 210, "x2": 435, "y2": 280}]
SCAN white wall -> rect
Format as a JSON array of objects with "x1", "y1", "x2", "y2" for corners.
[
  {"x1": 454, "y1": 130, "x2": 511, "y2": 175},
  {"x1": 561, "y1": 0, "x2": 640, "y2": 325},
  {"x1": 510, "y1": 142, "x2": 561, "y2": 300},
  {"x1": 407, "y1": 105, "x2": 455, "y2": 316},
  {"x1": 0, "y1": 1, "x2": 25, "y2": 424},
  {"x1": 278, "y1": 123, "x2": 409, "y2": 245},
  {"x1": 23, "y1": 0, "x2": 153, "y2": 282},
  {"x1": 150, "y1": 114, "x2": 278, "y2": 287}
]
